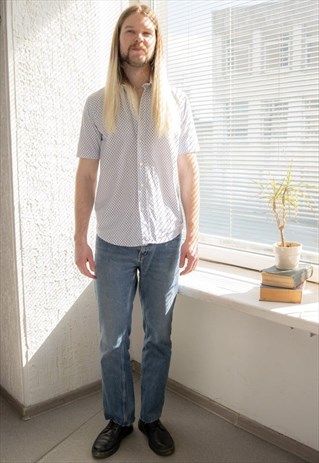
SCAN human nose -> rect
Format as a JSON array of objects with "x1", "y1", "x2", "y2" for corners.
[{"x1": 135, "y1": 33, "x2": 143, "y2": 43}]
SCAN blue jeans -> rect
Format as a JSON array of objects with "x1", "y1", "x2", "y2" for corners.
[{"x1": 94, "y1": 234, "x2": 181, "y2": 426}]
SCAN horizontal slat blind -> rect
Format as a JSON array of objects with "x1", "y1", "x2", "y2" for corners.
[{"x1": 154, "y1": 0, "x2": 319, "y2": 253}]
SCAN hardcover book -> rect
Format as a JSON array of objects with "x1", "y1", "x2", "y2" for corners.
[
  {"x1": 261, "y1": 264, "x2": 313, "y2": 289},
  {"x1": 259, "y1": 282, "x2": 305, "y2": 304}
]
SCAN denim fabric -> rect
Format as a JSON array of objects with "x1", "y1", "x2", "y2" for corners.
[{"x1": 94, "y1": 234, "x2": 181, "y2": 426}]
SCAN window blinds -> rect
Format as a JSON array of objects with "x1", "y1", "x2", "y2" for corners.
[{"x1": 154, "y1": 0, "x2": 319, "y2": 253}]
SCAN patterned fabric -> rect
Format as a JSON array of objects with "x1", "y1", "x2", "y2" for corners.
[{"x1": 77, "y1": 83, "x2": 199, "y2": 246}]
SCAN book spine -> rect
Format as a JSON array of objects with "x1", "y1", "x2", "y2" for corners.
[{"x1": 259, "y1": 288, "x2": 302, "y2": 303}]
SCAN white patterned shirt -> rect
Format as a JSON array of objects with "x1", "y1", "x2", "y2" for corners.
[{"x1": 77, "y1": 84, "x2": 199, "y2": 246}]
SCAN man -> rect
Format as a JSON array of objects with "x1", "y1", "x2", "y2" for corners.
[{"x1": 75, "y1": 4, "x2": 199, "y2": 459}]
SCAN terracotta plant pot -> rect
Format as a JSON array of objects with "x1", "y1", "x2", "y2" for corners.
[{"x1": 273, "y1": 242, "x2": 302, "y2": 270}]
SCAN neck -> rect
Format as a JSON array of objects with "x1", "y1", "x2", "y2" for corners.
[{"x1": 122, "y1": 64, "x2": 151, "y2": 92}]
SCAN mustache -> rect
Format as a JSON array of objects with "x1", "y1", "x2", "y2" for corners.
[
  {"x1": 127, "y1": 45, "x2": 147, "y2": 53},
  {"x1": 128, "y1": 43, "x2": 147, "y2": 52}
]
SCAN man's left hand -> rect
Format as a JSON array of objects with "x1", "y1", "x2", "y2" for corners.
[{"x1": 179, "y1": 240, "x2": 198, "y2": 276}]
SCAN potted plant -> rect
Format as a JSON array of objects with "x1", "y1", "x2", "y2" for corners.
[{"x1": 256, "y1": 165, "x2": 316, "y2": 270}]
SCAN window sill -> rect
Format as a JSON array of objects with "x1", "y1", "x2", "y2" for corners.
[{"x1": 178, "y1": 260, "x2": 319, "y2": 335}]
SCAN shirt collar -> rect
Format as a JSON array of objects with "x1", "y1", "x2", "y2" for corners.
[{"x1": 121, "y1": 82, "x2": 152, "y2": 89}]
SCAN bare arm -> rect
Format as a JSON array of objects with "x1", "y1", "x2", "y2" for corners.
[
  {"x1": 74, "y1": 158, "x2": 99, "y2": 279},
  {"x1": 178, "y1": 153, "x2": 200, "y2": 275}
]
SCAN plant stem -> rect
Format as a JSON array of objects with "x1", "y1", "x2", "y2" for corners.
[
  {"x1": 279, "y1": 227, "x2": 285, "y2": 247},
  {"x1": 273, "y1": 198, "x2": 286, "y2": 246}
]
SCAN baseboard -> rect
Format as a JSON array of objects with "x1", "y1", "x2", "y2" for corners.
[
  {"x1": 0, "y1": 380, "x2": 102, "y2": 420},
  {"x1": 132, "y1": 360, "x2": 318, "y2": 463},
  {"x1": 1, "y1": 365, "x2": 318, "y2": 463}
]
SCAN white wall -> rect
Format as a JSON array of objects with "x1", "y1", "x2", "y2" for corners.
[
  {"x1": 0, "y1": 0, "x2": 24, "y2": 404},
  {"x1": 131, "y1": 295, "x2": 319, "y2": 451},
  {"x1": 0, "y1": 0, "x2": 127, "y2": 407}
]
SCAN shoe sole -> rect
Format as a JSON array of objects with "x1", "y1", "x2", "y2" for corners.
[
  {"x1": 138, "y1": 422, "x2": 175, "y2": 457},
  {"x1": 92, "y1": 426, "x2": 133, "y2": 459}
]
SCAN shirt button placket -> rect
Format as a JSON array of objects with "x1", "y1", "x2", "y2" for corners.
[{"x1": 137, "y1": 93, "x2": 148, "y2": 243}]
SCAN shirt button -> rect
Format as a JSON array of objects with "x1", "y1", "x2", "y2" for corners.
[
  {"x1": 141, "y1": 183, "x2": 144, "y2": 188},
  {"x1": 140, "y1": 162, "x2": 143, "y2": 167}
]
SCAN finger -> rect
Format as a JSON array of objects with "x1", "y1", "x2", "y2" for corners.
[
  {"x1": 83, "y1": 267, "x2": 96, "y2": 279},
  {"x1": 180, "y1": 255, "x2": 198, "y2": 276},
  {"x1": 88, "y1": 255, "x2": 96, "y2": 274},
  {"x1": 85, "y1": 258, "x2": 96, "y2": 279},
  {"x1": 180, "y1": 263, "x2": 192, "y2": 275},
  {"x1": 77, "y1": 259, "x2": 96, "y2": 279},
  {"x1": 179, "y1": 251, "x2": 186, "y2": 269},
  {"x1": 180, "y1": 256, "x2": 193, "y2": 275}
]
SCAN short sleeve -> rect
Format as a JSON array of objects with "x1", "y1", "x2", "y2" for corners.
[
  {"x1": 178, "y1": 93, "x2": 200, "y2": 155},
  {"x1": 77, "y1": 96, "x2": 102, "y2": 159}
]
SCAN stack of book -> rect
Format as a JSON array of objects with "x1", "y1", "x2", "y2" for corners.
[{"x1": 259, "y1": 264, "x2": 313, "y2": 303}]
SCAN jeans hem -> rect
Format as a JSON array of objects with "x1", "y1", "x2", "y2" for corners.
[{"x1": 104, "y1": 415, "x2": 135, "y2": 427}]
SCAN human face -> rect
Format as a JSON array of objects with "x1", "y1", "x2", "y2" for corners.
[{"x1": 119, "y1": 13, "x2": 156, "y2": 68}]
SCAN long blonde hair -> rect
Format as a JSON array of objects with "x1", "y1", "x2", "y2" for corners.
[{"x1": 104, "y1": 4, "x2": 176, "y2": 136}]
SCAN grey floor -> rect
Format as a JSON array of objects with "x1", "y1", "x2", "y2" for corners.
[{"x1": 0, "y1": 377, "x2": 307, "y2": 463}]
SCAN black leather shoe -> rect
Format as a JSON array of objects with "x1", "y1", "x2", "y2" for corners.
[
  {"x1": 138, "y1": 419, "x2": 175, "y2": 456},
  {"x1": 92, "y1": 420, "x2": 133, "y2": 459}
]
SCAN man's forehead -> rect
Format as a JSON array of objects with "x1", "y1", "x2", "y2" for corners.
[{"x1": 122, "y1": 13, "x2": 156, "y2": 31}]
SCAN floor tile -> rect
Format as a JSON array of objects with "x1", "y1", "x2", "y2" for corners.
[{"x1": 0, "y1": 391, "x2": 103, "y2": 463}]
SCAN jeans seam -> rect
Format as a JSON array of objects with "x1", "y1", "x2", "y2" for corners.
[{"x1": 120, "y1": 341, "x2": 127, "y2": 425}]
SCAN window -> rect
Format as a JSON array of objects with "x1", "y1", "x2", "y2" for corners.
[
  {"x1": 304, "y1": 99, "x2": 319, "y2": 143},
  {"x1": 226, "y1": 102, "x2": 249, "y2": 138},
  {"x1": 225, "y1": 38, "x2": 252, "y2": 75},
  {"x1": 303, "y1": 21, "x2": 319, "y2": 67},
  {"x1": 153, "y1": 0, "x2": 319, "y2": 265},
  {"x1": 263, "y1": 31, "x2": 292, "y2": 70},
  {"x1": 262, "y1": 100, "x2": 288, "y2": 140}
]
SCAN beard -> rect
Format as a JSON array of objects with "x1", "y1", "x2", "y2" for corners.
[{"x1": 120, "y1": 45, "x2": 153, "y2": 68}]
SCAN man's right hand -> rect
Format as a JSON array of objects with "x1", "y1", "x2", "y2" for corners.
[{"x1": 75, "y1": 242, "x2": 96, "y2": 279}]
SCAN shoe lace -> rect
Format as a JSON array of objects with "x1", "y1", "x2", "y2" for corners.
[
  {"x1": 105, "y1": 420, "x2": 120, "y2": 431},
  {"x1": 147, "y1": 419, "x2": 162, "y2": 431}
]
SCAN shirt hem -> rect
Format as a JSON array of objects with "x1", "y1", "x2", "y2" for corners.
[{"x1": 96, "y1": 228, "x2": 183, "y2": 247}]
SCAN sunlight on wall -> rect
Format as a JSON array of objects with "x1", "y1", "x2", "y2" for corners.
[{"x1": 5, "y1": 0, "x2": 128, "y2": 404}]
